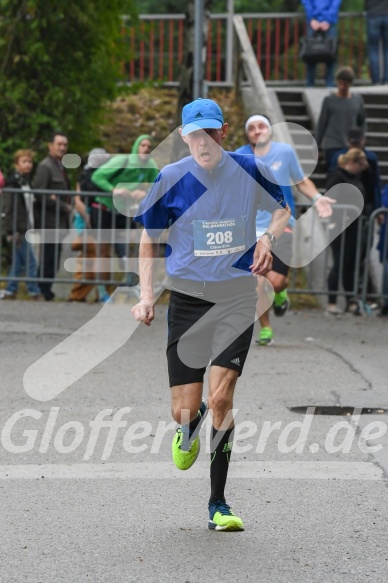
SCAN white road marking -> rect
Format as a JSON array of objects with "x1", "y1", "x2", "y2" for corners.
[{"x1": 0, "y1": 461, "x2": 384, "y2": 480}]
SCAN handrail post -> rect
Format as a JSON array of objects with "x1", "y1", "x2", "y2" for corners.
[
  {"x1": 194, "y1": 0, "x2": 204, "y2": 99},
  {"x1": 226, "y1": 0, "x2": 234, "y2": 85}
]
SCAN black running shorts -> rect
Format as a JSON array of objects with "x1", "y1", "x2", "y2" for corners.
[
  {"x1": 271, "y1": 230, "x2": 293, "y2": 277},
  {"x1": 166, "y1": 277, "x2": 257, "y2": 387}
]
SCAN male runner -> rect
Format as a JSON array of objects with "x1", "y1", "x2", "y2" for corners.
[
  {"x1": 236, "y1": 114, "x2": 335, "y2": 345},
  {"x1": 132, "y1": 99, "x2": 290, "y2": 531}
]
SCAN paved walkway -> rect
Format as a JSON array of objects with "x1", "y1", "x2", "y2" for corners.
[{"x1": 1, "y1": 301, "x2": 387, "y2": 582}]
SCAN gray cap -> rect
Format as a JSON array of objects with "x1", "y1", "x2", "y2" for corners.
[{"x1": 88, "y1": 148, "x2": 109, "y2": 169}]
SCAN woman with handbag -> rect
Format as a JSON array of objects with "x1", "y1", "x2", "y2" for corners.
[{"x1": 301, "y1": 0, "x2": 342, "y2": 87}]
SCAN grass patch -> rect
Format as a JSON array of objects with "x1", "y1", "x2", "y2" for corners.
[
  {"x1": 100, "y1": 87, "x2": 247, "y2": 155},
  {"x1": 289, "y1": 268, "x2": 321, "y2": 310}
]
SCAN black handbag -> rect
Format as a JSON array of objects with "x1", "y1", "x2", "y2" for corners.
[{"x1": 299, "y1": 31, "x2": 338, "y2": 65}]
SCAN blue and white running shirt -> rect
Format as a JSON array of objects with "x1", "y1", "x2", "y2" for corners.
[
  {"x1": 235, "y1": 142, "x2": 305, "y2": 236},
  {"x1": 135, "y1": 150, "x2": 287, "y2": 281}
]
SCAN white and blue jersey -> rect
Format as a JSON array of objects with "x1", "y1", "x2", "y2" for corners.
[
  {"x1": 135, "y1": 150, "x2": 287, "y2": 282},
  {"x1": 235, "y1": 142, "x2": 305, "y2": 236}
]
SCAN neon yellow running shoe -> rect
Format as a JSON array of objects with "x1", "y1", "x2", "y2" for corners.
[
  {"x1": 273, "y1": 289, "x2": 290, "y2": 317},
  {"x1": 256, "y1": 326, "x2": 273, "y2": 346},
  {"x1": 172, "y1": 400, "x2": 207, "y2": 470},
  {"x1": 208, "y1": 500, "x2": 244, "y2": 531}
]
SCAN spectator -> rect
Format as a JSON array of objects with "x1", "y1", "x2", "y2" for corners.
[
  {"x1": 91, "y1": 135, "x2": 159, "y2": 287},
  {"x1": 0, "y1": 166, "x2": 7, "y2": 270},
  {"x1": 316, "y1": 67, "x2": 366, "y2": 171},
  {"x1": 326, "y1": 148, "x2": 369, "y2": 314},
  {"x1": 333, "y1": 127, "x2": 381, "y2": 217},
  {"x1": 335, "y1": 128, "x2": 382, "y2": 308},
  {"x1": 334, "y1": 130, "x2": 382, "y2": 308},
  {"x1": 68, "y1": 148, "x2": 110, "y2": 303},
  {"x1": 366, "y1": 0, "x2": 388, "y2": 85},
  {"x1": 0, "y1": 149, "x2": 41, "y2": 300},
  {"x1": 377, "y1": 183, "x2": 388, "y2": 316},
  {"x1": 301, "y1": 0, "x2": 342, "y2": 87},
  {"x1": 32, "y1": 132, "x2": 72, "y2": 301}
]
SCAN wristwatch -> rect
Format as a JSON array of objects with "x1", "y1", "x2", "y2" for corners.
[{"x1": 262, "y1": 231, "x2": 277, "y2": 247}]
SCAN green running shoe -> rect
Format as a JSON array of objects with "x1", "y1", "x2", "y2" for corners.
[
  {"x1": 208, "y1": 500, "x2": 244, "y2": 531},
  {"x1": 273, "y1": 289, "x2": 290, "y2": 317},
  {"x1": 172, "y1": 400, "x2": 207, "y2": 471},
  {"x1": 256, "y1": 326, "x2": 273, "y2": 346}
]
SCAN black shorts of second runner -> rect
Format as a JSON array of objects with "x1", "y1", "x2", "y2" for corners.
[
  {"x1": 166, "y1": 279, "x2": 257, "y2": 387},
  {"x1": 271, "y1": 230, "x2": 293, "y2": 277}
]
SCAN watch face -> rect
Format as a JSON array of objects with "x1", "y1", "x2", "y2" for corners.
[{"x1": 264, "y1": 232, "x2": 275, "y2": 245}]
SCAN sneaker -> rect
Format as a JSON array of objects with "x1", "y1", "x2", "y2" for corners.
[
  {"x1": 172, "y1": 399, "x2": 207, "y2": 471},
  {"x1": 326, "y1": 304, "x2": 342, "y2": 315},
  {"x1": 99, "y1": 293, "x2": 112, "y2": 304},
  {"x1": 29, "y1": 294, "x2": 43, "y2": 301},
  {"x1": 273, "y1": 289, "x2": 290, "y2": 317},
  {"x1": 28, "y1": 291, "x2": 42, "y2": 298},
  {"x1": 208, "y1": 500, "x2": 244, "y2": 531},
  {"x1": 0, "y1": 290, "x2": 16, "y2": 300},
  {"x1": 256, "y1": 326, "x2": 273, "y2": 346},
  {"x1": 346, "y1": 301, "x2": 361, "y2": 315},
  {"x1": 43, "y1": 291, "x2": 55, "y2": 302}
]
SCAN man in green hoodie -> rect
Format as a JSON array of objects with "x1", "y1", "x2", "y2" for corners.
[{"x1": 90, "y1": 135, "x2": 159, "y2": 287}]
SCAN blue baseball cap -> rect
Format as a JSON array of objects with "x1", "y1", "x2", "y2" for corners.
[{"x1": 181, "y1": 98, "x2": 224, "y2": 136}]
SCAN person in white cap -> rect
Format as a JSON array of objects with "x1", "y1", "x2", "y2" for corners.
[
  {"x1": 132, "y1": 98, "x2": 291, "y2": 531},
  {"x1": 236, "y1": 114, "x2": 335, "y2": 345}
]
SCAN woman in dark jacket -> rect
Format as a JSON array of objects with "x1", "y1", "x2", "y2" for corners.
[{"x1": 326, "y1": 148, "x2": 369, "y2": 314}]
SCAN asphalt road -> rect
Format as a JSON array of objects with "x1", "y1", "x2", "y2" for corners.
[{"x1": 1, "y1": 298, "x2": 387, "y2": 583}]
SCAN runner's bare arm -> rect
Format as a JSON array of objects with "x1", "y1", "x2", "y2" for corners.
[
  {"x1": 297, "y1": 177, "x2": 336, "y2": 218},
  {"x1": 131, "y1": 230, "x2": 159, "y2": 326},
  {"x1": 250, "y1": 203, "x2": 291, "y2": 276}
]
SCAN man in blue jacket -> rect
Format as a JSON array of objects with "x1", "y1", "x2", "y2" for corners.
[
  {"x1": 301, "y1": 0, "x2": 343, "y2": 87},
  {"x1": 365, "y1": 0, "x2": 388, "y2": 85}
]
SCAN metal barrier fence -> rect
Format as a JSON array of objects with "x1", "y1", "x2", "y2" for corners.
[
  {"x1": 289, "y1": 202, "x2": 365, "y2": 300},
  {"x1": 289, "y1": 202, "x2": 388, "y2": 314},
  {"x1": 362, "y1": 208, "x2": 388, "y2": 308},
  {"x1": 0, "y1": 189, "x2": 145, "y2": 294},
  {"x1": 1, "y1": 188, "x2": 387, "y2": 310},
  {"x1": 123, "y1": 12, "x2": 367, "y2": 86}
]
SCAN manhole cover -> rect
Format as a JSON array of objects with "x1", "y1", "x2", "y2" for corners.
[{"x1": 289, "y1": 406, "x2": 388, "y2": 416}]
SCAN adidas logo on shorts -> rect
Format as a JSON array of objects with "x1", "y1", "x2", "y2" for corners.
[{"x1": 231, "y1": 357, "x2": 240, "y2": 366}]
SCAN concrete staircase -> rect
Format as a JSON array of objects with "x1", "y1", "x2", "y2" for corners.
[
  {"x1": 275, "y1": 89, "x2": 327, "y2": 191},
  {"x1": 363, "y1": 92, "x2": 388, "y2": 186},
  {"x1": 275, "y1": 87, "x2": 388, "y2": 300},
  {"x1": 276, "y1": 88, "x2": 388, "y2": 194}
]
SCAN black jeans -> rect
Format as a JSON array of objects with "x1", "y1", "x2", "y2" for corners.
[
  {"x1": 328, "y1": 220, "x2": 366, "y2": 305},
  {"x1": 39, "y1": 242, "x2": 62, "y2": 300}
]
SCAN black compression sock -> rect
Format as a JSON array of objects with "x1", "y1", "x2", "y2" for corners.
[
  {"x1": 209, "y1": 426, "x2": 234, "y2": 504},
  {"x1": 188, "y1": 401, "x2": 206, "y2": 438}
]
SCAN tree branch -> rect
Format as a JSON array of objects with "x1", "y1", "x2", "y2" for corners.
[{"x1": 1, "y1": 0, "x2": 28, "y2": 76}]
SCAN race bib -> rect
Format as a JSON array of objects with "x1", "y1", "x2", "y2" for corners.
[{"x1": 193, "y1": 217, "x2": 246, "y2": 256}]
